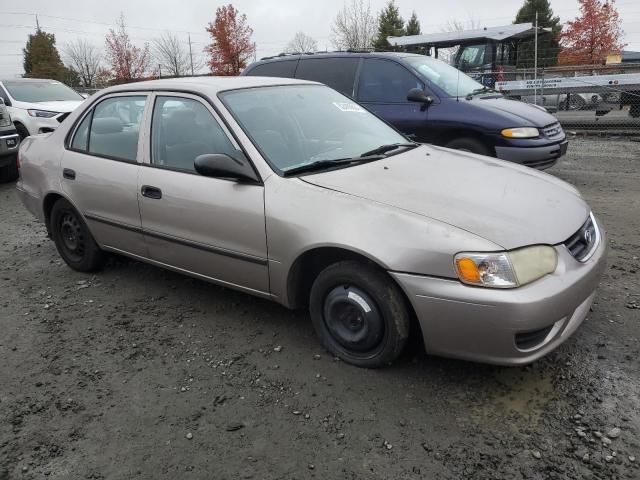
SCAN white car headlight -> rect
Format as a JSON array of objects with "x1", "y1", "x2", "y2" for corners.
[
  {"x1": 501, "y1": 127, "x2": 540, "y2": 139},
  {"x1": 27, "y1": 109, "x2": 59, "y2": 118},
  {"x1": 454, "y1": 245, "x2": 557, "y2": 288}
]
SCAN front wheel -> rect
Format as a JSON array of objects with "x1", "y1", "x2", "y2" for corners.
[
  {"x1": 309, "y1": 261, "x2": 410, "y2": 368},
  {"x1": 50, "y1": 198, "x2": 106, "y2": 272},
  {"x1": 444, "y1": 137, "x2": 492, "y2": 156}
]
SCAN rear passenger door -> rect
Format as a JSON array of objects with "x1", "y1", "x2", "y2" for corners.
[
  {"x1": 62, "y1": 93, "x2": 148, "y2": 257},
  {"x1": 137, "y1": 93, "x2": 269, "y2": 294},
  {"x1": 355, "y1": 58, "x2": 429, "y2": 140},
  {"x1": 295, "y1": 57, "x2": 360, "y2": 97}
]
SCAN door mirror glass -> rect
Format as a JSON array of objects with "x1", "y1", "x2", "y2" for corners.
[
  {"x1": 407, "y1": 88, "x2": 433, "y2": 108},
  {"x1": 194, "y1": 153, "x2": 259, "y2": 183}
]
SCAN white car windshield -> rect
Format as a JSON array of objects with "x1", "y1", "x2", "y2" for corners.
[
  {"x1": 220, "y1": 85, "x2": 408, "y2": 173},
  {"x1": 405, "y1": 56, "x2": 487, "y2": 97},
  {"x1": 3, "y1": 80, "x2": 83, "y2": 103}
]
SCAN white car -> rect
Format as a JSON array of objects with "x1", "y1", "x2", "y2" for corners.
[{"x1": 0, "y1": 78, "x2": 85, "y2": 140}]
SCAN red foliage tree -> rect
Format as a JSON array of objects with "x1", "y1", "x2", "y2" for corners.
[
  {"x1": 205, "y1": 5, "x2": 255, "y2": 75},
  {"x1": 105, "y1": 13, "x2": 151, "y2": 82},
  {"x1": 559, "y1": 0, "x2": 625, "y2": 65}
]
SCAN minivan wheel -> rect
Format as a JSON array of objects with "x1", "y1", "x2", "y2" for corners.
[
  {"x1": 444, "y1": 137, "x2": 492, "y2": 157},
  {"x1": 50, "y1": 198, "x2": 106, "y2": 272},
  {"x1": 309, "y1": 261, "x2": 410, "y2": 368}
]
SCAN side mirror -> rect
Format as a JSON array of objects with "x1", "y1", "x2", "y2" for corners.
[
  {"x1": 407, "y1": 88, "x2": 433, "y2": 111},
  {"x1": 194, "y1": 153, "x2": 260, "y2": 184},
  {"x1": 0, "y1": 98, "x2": 4, "y2": 105},
  {"x1": 0, "y1": 96, "x2": 10, "y2": 107}
]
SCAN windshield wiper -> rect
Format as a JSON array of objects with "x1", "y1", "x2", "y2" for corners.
[
  {"x1": 359, "y1": 142, "x2": 418, "y2": 157},
  {"x1": 283, "y1": 155, "x2": 384, "y2": 177},
  {"x1": 466, "y1": 86, "x2": 497, "y2": 99}
]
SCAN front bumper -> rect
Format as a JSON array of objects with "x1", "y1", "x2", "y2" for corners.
[
  {"x1": 495, "y1": 139, "x2": 568, "y2": 170},
  {"x1": 391, "y1": 228, "x2": 607, "y2": 366},
  {"x1": 0, "y1": 132, "x2": 19, "y2": 162}
]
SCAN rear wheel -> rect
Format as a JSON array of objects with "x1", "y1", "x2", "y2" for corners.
[
  {"x1": 50, "y1": 198, "x2": 106, "y2": 272},
  {"x1": 0, "y1": 154, "x2": 18, "y2": 183},
  {"x1": 309, "y1": 260, "x2": 410, "y2": 368},
  {"x1": 445, "y1": 137, "x2": 492, "y2": 156}
]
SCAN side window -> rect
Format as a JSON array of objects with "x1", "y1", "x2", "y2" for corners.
[
  {"x1": 295, "y1": 58, "x2": 359, "y2": 97},
  {"x1": 247, "y1": 60, "x2": 297, "y2": 78},
  {"x1": 71, "y1": 112, "x2": 92, "y2": 151},
  {"x1": 357, "y1": 59, "x2": 423, "y2": 103},
  {"x1": 88, "y1": 96, "x2": 146, "y2": 161},
  {"x1": 151, "y1": 96, "x2": 238, "y2": 173}
]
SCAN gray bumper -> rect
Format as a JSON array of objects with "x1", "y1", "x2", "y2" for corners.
[
  {"x1": 391, "y1": 227, "x2": 607, "y2": 366},
  {"x1": 495, "y1": 139, "x2": 568, "y2": 170}
]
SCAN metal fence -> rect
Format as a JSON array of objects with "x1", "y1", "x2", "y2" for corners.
[{"x1": 470, "y1": 63, "x2": 640, "y2": 133}]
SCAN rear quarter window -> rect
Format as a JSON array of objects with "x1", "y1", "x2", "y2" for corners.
[
  {"x1": 246, "y1": 60, "x2": 297, "y2": 78},
  {"x1": 295, "y1": 58, "x2": 359, "y2": 97}
]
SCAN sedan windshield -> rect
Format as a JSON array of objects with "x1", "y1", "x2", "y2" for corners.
[
  {"x1": 405, "y1": 56, "x2": 488, "y2": 98},
  {"x1": 220, "y1": 85, "x2": 408, "y2": 173},
  {"x1": 3, "y1": 80, "x2": 83, "y2": 103}
]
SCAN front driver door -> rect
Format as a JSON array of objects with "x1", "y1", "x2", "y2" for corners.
[{"x1": 138, "y1": 93, "x2": 269, "y2": 294}]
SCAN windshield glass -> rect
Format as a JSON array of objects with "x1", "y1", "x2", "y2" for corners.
[
  {"x1": 220, "y1": 85, "x2": 407, "y2": 173},
  {"x1": 405, "y1": 56, "x2": 486, "y2": 97},
  {"x1": 4, "y1": 80, "x2": 83, "y2": 103}
]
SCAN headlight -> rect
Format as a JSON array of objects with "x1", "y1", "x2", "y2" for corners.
[
  {"x1": 454, "y1": 245, "x2": 557, "y2": 288},
  {"x1": 501, "y1": 127, "x2": 539, "y2": 139},
  {"x1": 27, "y1": 109, "x2": 59, "y2": 118}
]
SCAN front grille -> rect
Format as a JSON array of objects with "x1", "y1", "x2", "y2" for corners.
[
  {"x1": 542, "y1": 122, "x2": 564, "y2": 140},
  {"x1": 564, "y1": 214, "x2": 598, "y2": 262},
  {"x1": 515, "y1": 325, "x2": 554, "y2": 350}
]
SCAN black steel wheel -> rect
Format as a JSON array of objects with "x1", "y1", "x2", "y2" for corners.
[
  {"x1": 50, "y1": 198, "x2": 106, "y2": 272},
  {"x1": 309, "y1": 260, "x2": 410, "y2": 368}
]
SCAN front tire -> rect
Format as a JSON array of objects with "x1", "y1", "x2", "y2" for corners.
[
  {"x1": 50, "y1": 198, "x2": 106, "y2": 272},
  {"x1": 444, "y1": 137, "x2": 492, "y2": 156},
  {"x1": 309, "y1": 261, "x2": 410, "y2": 368}
]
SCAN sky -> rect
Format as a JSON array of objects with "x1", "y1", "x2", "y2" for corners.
[{"x1": 1, "y1": 0, "x2": 639, "y2": 77}]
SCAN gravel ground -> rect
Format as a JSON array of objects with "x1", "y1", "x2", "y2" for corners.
[{"x1": 1, "y1": 137, "x2": 639, "y2": 480}]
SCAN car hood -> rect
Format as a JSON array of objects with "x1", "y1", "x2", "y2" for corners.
[
  {"x1": 468, "y1": 96, "x2": 557, "y2": 127},
  {"x1": 14, "y1": 100, "x2": 83, "y2": 113},
  {"x1": 301, "y1": 146, "x2": 589, "y2": 250}
]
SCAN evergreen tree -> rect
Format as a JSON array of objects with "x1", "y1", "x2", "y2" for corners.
[
  {"x1": 373, "y1": 0, "x2": 405, "y2": 50},
  {"x1": 23, "y1": 29, "x2": 70, "y2": 82},
  {"x1": 405, "y1": 11, "x2": 421, "y2": 36},
  {"x1": 514, "y1": 0, "x2": 562, "y2": 68}
]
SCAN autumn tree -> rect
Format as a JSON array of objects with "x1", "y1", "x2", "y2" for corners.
[
  {"x1": 285, "y1": 32, "x2": 318, "y2": 54},
  {"x1": 153, "y1": 32, "x2": 192, "y2": 77},
  {"x1": 373, "y1": 0, "x2": 404, "y2": 50},
  {"x1": 331, "y1": 0, "x2": 377, "y2": 50},
  {"x1": 405, "y1": 12, "x2": 421, "y2": 36},
  {"x1": 514, "y1": 0, "x2": 562, "y2": 68},
  {"x1": 23, "y1": 29, "x2": 70, "y2": 82},
  {"x1": 105, "y1": 13, "x2": 151, "y2": 82},
  {"x1": 64, "y1": 39, "x2": 102, "y2": 87},
  {"x1": 559, "y1": 0, "x2": 624, "y2": 65},
  {"x1": 205, "y1": 5, "x2": 255, "y2": 76}
]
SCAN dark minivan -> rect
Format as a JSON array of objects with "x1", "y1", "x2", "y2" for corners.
[{"x1": 243, "y1": 52, "x2": 567, "y2": 170}]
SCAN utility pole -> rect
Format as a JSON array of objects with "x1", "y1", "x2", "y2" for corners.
[
  {"x1": 35, "y1": 15, "x2": 40, "y2": 31},
  {"x1": 188, "y1": 34, "x2": 194, "y2": 76},
  {"x1": 158, "y1": 64, "x2": 162, "y2": 79},
  {"x1": 534, "y1": 11, "x2": 538, "y2": 105}
]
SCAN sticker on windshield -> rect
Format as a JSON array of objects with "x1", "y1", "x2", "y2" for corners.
[{"x1": 333, "y1": 102, "x2": 365, "y2": 113}]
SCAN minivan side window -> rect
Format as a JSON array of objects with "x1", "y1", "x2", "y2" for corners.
[
  {"x1": 357, "y1": 59, "x2": 423, "y2": 104},
  {"x1": 248, "y1": 60, "x2": 297, "y2": 77},
  {"x1": 295, "y1": 58, "x2": 359, "y2": 97},
  {"x1": 151, "y1": 96, "x2": 238, "y2": 173},
  {"x1": 88, "y1": 96, "x2": 146, "y2": 162}
]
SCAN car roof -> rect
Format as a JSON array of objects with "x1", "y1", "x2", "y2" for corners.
[
  {"x1": 255, "y1": 51, "x2": 423, "y2": 64},
  {"x1": 0, "y1": 78, "x2": 67, "y2": 83}
]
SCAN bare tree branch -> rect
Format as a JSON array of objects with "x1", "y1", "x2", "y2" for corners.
[
  {"x1": 64, "y1": 39, "x2": 101, "y2": 87},
  {"x1": 285, "y1": 32, "x2": 318, "y2": 53},
  {"x1": 152, "y1": 32, "x2": 195, "y2": 77},
  {"x1": 331, "y1": 0, "x2": 377, "y2": 50}
]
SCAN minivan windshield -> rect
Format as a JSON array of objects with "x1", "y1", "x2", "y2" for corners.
[
  {"x1": 405, "y1": 56, "x2": 488, "y2": 98},
  {"x1": 3, "y1": 80, "x2": 83, "y2": 103},
  {"x1": 220, "y1": 85, "x2": 409, "y2": 174}
]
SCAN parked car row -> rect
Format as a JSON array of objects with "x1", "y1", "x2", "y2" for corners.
[{"x1": 16, "y1": 76, "x2": 606, "y2": 368}]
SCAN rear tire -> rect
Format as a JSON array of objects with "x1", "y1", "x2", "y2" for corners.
[
  {"x1": 445, "y1": 137, "x2": 492, "y2": 156},
  {"x1": 50, "y1": 198, "x2": 106, "y2": 272},
  {"x1": 309, "y1": 260, "x2": 410, "y2": 368},
  {"x1": 0, "y1": 154, "x2": 18, "y2": 183}
]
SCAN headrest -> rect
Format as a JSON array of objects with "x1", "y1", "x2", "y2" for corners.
[{"x1": 92, "y1": 117, "x2": 123, "y2": 135}]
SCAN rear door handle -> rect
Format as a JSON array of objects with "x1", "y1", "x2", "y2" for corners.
[
  {"x1": 63, "y1": 168, "x2": 76, "y2": 180},
  {"x1": 141, "y1": 185, "x2": 162, "y2": 200}
]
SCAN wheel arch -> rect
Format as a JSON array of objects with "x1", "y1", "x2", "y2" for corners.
[
  {"x1": 42, "y1": 191, "x2": 83, "y2": 234},
  {"x1": 436, "y1": 128, "x2": 496, "y2": 156}
]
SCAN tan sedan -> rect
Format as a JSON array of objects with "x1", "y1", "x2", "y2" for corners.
[{"x1": 16, "y1": 77, "x2": 606, "y2": 368}]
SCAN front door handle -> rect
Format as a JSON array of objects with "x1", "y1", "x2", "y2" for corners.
[
  {"x1": 141, "y1": 185, "x2": 162, "y2": 200},
  {"x1": 63, "y1": 168, "x2": 76, "y2": 180}
]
